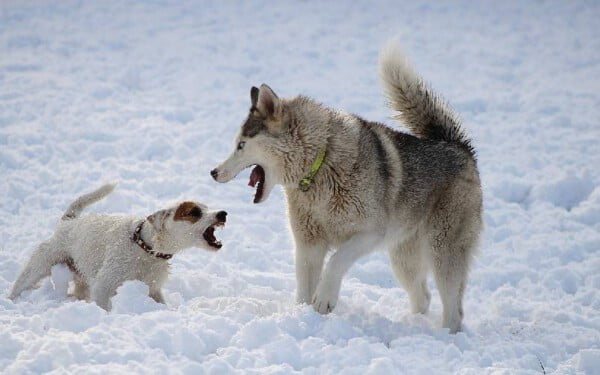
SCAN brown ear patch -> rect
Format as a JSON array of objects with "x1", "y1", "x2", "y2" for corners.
[{"x1": 174, "y1": 201, "x2": 202, "y2": 223}]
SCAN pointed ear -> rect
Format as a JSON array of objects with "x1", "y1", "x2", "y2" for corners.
[
  {"x1": 250, "y1": 86, "x2": 259, "y2": 108},
  {"x1": 146, "y1": 209, "x2": 171, "y2": 232},
  {"x1": 257, "y1": 84, "x2": 281, "y2": 119}
]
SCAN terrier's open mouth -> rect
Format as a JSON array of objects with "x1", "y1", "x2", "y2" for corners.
[
  {"x1": 248, "y1": 165, "x2": 265, "y2": 204},
  {"x1": 203, "y1": 220, "x2": 225, "y2": 250}
]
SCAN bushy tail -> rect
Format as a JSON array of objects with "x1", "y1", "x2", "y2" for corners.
[
  {"x1": 62, "y1": 182, "x2": 117, "y2": 220},
  {"x1": 379, "y1": 41, "x2": 475, "y2": 156}
]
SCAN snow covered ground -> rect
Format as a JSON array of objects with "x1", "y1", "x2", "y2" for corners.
[{"x1": 1, "y1": 0, "x2": 599, "y2": 373}]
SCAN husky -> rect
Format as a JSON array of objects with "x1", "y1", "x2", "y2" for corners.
[
  {"x1": 211, "y1": 42, "x2": 482, "y2": 333},
  {"x1": 9, "y1": 183, "x2": 227, "y2": 310}
]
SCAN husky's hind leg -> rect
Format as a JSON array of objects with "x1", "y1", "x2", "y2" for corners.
[
  {"x1": 429, "y1": 209, "x2": 480, "y2": 333},
  {"x1": 431, "y1": 247, "x2": 468, "y2": 334},
  {"x1": 10, "y1": 240, "x2": 64, "y2": 300},
  {"x1": 388, "y1": 235, "x2": 431, "y2": 314}
]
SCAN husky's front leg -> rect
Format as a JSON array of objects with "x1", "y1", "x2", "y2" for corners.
[
  {"x1": 295, "y1": 243, "x2": 327, "y2": 304},
  {"x1": 312, "y1": 233, "x2": 379, "y2": 314}
]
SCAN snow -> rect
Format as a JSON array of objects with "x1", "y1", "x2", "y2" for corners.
[{"x1": 1, "y1": 0, "x2": 599, "y2": 373}]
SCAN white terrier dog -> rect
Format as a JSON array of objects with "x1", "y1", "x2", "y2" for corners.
[{"x1": 9, "y1": 183, "x2": 227, "y2": 310}]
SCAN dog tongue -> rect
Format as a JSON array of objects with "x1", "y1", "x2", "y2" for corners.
[{"x1": 249, "y1": 166, "x2": 260, "y2": 187}]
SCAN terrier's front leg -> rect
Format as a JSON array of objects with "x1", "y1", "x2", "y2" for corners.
[{"x1": 90, "y1": 267, "x2": 125, "y2": 311}]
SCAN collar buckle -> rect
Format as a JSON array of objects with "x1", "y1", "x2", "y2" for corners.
[{"x1": 299, "y1": 177, "x2": 312, "y2": 192}]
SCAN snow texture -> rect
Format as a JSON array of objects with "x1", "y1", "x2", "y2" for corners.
[{"x1": 1, "y1": 0, "x2": 599, "y2": 373}]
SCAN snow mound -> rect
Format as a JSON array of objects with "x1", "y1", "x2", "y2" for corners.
[
  {"x1": 530, "y1": 171, "x2": 595, "y2": 210},
  {"x1": 577, "y1": 349, "x2": 600, "y2": 374},
  {"x1": 111, "y1": 281, "x2": 166, "y2": 314}
]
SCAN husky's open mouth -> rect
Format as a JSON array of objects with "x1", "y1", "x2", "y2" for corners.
[
  {"x1": 203, "y1": 220, "x2": 224, "y2": 250},
  {"x1": 248, "y1": 165, "x2": 265, "y2": 204}
]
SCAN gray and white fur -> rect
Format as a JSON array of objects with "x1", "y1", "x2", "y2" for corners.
[
  {"x1": 212, "y1": 41, "x2": 482, "y2": 333},
  {"x1": 10, "y1": 183, "x2": 227, "y2": 310}
]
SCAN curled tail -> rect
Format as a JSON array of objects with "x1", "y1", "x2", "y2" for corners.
[
  {"x1": 62, "y1": 182, "x2": 117, "y2": 220},
  {"x1": 379, "y1": 41, "x2": 475, "y2": 157}
]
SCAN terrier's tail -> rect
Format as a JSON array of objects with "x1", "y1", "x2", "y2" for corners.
[
  {"x1": 62, "y1": 182, "x2": 117, "y2": 220},
  {"x1": 379, "y1": 41, "x2": 475, "y2": 157}
]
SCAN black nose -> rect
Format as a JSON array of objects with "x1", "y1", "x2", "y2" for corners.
[
  {"x1": 216, "y1": 211, "x2": 227, "y2": 222},
  {"x1": 210, "y1": 168, "x2": 219, "y2": 180}
]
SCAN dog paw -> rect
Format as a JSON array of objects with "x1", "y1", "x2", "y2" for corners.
[
  {"x1": 311, "y1": 284, "x2": 339, "y2": 314},
  {"x1": 312, "y1": 299, "x2": 334, "y2": 314}
]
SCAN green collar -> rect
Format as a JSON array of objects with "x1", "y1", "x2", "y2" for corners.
[{"x1": 299, "y1": 147, "x2": 327, "y2": 192}]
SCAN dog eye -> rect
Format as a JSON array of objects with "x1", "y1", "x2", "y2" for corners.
[
  {"x1": 188, "y1": 207, "x2": 202, "y2": 218},
  {"x1": 237, "y1": 141, "x2": 246, "y2": 150}
]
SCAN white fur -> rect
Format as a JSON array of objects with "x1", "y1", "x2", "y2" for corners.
[{"x1": 9, "y1": 184, "x2": 226, "y2": 310}]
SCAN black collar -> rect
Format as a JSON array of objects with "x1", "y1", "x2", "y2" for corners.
[{"x1": 131, "y1": 221, "x2": 173, "y2": 260}]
